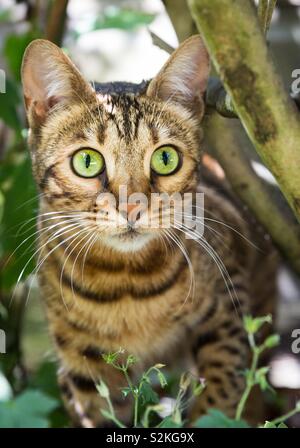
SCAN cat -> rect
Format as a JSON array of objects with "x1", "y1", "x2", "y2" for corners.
[{"x1": 21, "y1": 35, "x2": 277, "y2": 427}]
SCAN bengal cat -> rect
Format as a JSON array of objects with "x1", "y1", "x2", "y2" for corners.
[{"x1": 21, "y1": 36, "x2": 277, "y2": 427}]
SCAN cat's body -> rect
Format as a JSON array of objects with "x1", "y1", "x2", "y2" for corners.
[{"x1": 21, "y1": 36, "x2": 277, "y2": 427}]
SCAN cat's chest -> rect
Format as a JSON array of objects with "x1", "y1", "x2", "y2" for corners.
[{"x1": 68, "y1": 293, "x2": 192, "y2": 358}]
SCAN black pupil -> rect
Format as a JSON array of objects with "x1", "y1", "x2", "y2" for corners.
[
  {"x1": 162, "y1": 151, "x2": 169, "y2": 166},
  {"x1": 85, "y1": 154, "x2": 91, "y2": 169}
]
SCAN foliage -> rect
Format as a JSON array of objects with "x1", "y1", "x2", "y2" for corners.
[
  {"x1": 1, "y1": 153, "x2": 38, "y2": 291},
  {"x1": 194, "y1": 409, "x2": 250, "y2": 428},
  {"x1": 96, "y1": 316, "x2": 299, "y2": 429},
  {"x1": 90, "y1": 8, "x2": 155, "y2": 32},
  {"x1": 0, "y1": 389, "x2": 58, "y2": 428}
]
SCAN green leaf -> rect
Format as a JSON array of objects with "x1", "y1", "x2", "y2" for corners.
[
  {"x1": 100, "y1": 409, "x2": 115, "y2": 422},
  {"x1": 121, "y1": 387, "x2": 132, "y2": 398},
  {"x1": 15, "y1": 390, "x2": 58, "y2": 415},
  {"x1": 243, "y1": 314, "x2": 272, "y2": 334},
  {"x1": 28, "y1": 361, "x2": 68, "y2": 428},
  {"x1": 0, "y1": 78, "x2": 22, "y2": 132},
  {"x1": 0, "y1": 8, "x2": 11, "y2": 22},
  {"x1": 0, "y1": 190, "x2": 4, "y2": 223},
  {"x1": 0, "y1": 390, "x2": 58, "y2": 428},
  {"x1": 158, "y1": 416, "x2": 183, "y2": 428},
  {"x1": 139, "y1": 382, "x2": 159, "y2": 405},
  {"x1": 264, "y1": 334, "x2": 280, "y2": 349},
  {"x1": 278, "y1": 422, "x2": 288, "y2": 428},
  {"x1": 126, "y1": 354, "x2": 138, "y2": 367},
  {"x1": 96, "y1": 380, "x2": 109, "y2": 398},
  {"x1": 194, "y1": 409, "x2": 250, "y2": 428},
  {"x1": 85, "y1": 8, "x2": 155, "y2": 34},
  {"x1": 102, "y1": 349, "x2": 124, "y2": 365},
  {"x1": 29, "y1": 361, "x2": 61, "y2": 399},
  {"x1": 0, "y1": 153, "x2": 38, "y2": 291},
  {"x1": 4, "y1": 31, "x2": 40, "y2": 82},
  {"x1": 254, "y1": 367, "x2": 274, "y2": 393},
  {"x1": 157, "y1": 370, "x2": 167, "y2": 389},
  {"x1": 191, "y1": 378, "x2": 206, "y2": 397},
  {"x1": 263, "y1": 421, "x2": 277, "y2": 428},
  {"x1": 264, "y1": 421, "x2": 288, "y2": 428}
]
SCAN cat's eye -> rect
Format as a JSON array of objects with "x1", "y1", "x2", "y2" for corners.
[
  {"x1": 71, "y1": 149, "x2": 105, "y2": 178},
  {"x1": 150, "y1": 146, "x2": 180, "y2": 175}
]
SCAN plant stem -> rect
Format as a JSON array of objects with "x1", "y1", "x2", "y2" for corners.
[
  {"x1": 235, "y1": 337, "x2": 260, "y2": 420},
  {"x1": 162, "y1": 0, "x2": 197, "y2": 42},
  {"x1": 266, "y1": 0, "x2": 277, "y2": 33},
  {"x1": 149, "y1": 31, "x2": 174, "y2": 55},
  {"x1": 105, "y1": 395, "x2": 126, "y2": 428},
  {"x1": 45, "y1": 0, "x2": 69, "y2": 45},
  {"x1": 205, "y1": 113, "x2": 300, "y2": 274},
  {"x1": 122, "y1": 367, "x2": 139, "y2": 427},
  {"x1": 133, "y1": 394, "x2": 139, "y2": 427},
  {"x1": 266, "y1": 406, "x2": 300, "y2": 427}
]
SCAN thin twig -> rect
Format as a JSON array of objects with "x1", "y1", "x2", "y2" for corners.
[
  {"x1": 258, "y1": 0, "x2": 269, "y2": 34},
  {"x1": 45, "y1": 0, "x2": 69, "y2": 45},
  {"x1": 266, "y1": 0, "x2": 277, "y2": 33},
  {"x1": 149, "y1": 30, "x2": 175, "y2": 55}
]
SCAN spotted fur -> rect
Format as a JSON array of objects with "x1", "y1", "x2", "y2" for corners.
[{"x1": 21, "y1": 36, "x2": 277, "y2": 427}]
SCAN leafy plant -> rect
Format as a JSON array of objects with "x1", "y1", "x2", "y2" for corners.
[
  {"x1": 73, "y1": 7, "x2": 155, "y2": 38},
  {"x1": 96, "y1": 316, "x2": 300, "y2": 428},
  {"x1": 97, "y1": 348, "x2": 205, "y2": 428},
  {"x1": 0, "y1": 153, "x2": 38, "y2": 291},
  {"x1": 235, "y1": 314, "x2": 279, "y2": 420},
  {"x1": 0, "y1": 390, "x2": 58, "y2": 428},
  {"x1": 194, "y1": 409, "x2": 250, "y2": 428}
]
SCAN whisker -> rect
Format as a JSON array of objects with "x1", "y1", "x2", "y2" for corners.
[
  {"x1": 191, "y1": 204, "x2": 260, "y2": 250},
  {"x1": 174, "y1": 221, "x2": 240, "y2": 314},
  {"x1": 81, "y1": 232, "x2": 99, "y2": 285},
  {"x1": 24, "y1": 225, "x2": 86, "y2": 309},
  {"x1": 9, "y1": 223, "x2": 82, "y2": 307},
  {"x1": 16, "y1": 214, "x2": 85, "y2": 237},
  {"x1": 163, "y1": 228, "x2": 195, "y2": 307},
  {"x1": 15, "y1": 210, "x2": 88, "y2": 235},
  {"x1": 15, "y1": 192, "x2": 46, "y2": 211},
  {"x1": 59, "y1": 229, "x2": 95, "y2": 307},
  {"x1": 4, "y1": 218, "x2": 84, "y2": 270}
]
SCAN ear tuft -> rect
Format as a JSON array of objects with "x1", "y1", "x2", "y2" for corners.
[
  {"x1": 147, "y1": 35, "x2": 210, "y2": 115},
  {"x1": 21, "y1": 39, "x2": 94, "y2": 124}
]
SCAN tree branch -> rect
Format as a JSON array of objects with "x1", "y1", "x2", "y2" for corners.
[
  {"x1": 162, "y1": 0, "x2": 197, "y2": 42},
  {"x1": 205, "y1": 113, "x2": 300, "y2": 272},
  {"x1": 45, "y1": 0, "x2": 69, "y2": 46},
  {"x1": 258, "y1": 0, "x2": 277, "y2": 34},
  {"x1": 189, "y1": 0, "x2": 300, "y2": 225},
  {"x1": 149, "y1": 31, "x2": 175, "y2": 55}
]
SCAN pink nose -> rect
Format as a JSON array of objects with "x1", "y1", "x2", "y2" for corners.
[{"x1": 126, "y1": 203, "x2": 139, "y2": 215}]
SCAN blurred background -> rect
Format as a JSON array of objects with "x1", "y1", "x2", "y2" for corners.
[{"x1": 0, "y1": 0, "x2": 300, "y2": 427}]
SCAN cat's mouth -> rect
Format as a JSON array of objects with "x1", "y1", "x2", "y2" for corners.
[
  {"x1": 102, "y1": 227, "x2": 154, "y2": 253},
  {"x1": 117, "y1": 228, "x2": 140, "y2": 241}
]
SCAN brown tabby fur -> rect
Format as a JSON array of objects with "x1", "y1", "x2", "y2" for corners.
[{"x1": 21, "y1": 36, "x2": 277, "y2": 427}]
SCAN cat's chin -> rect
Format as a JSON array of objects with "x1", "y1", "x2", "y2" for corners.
[{"x1": 101, "y1": 230, "x2": 155, "y2": 253}]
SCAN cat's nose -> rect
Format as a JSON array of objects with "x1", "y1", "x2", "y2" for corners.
[
  {"x1": 126, "y1": 203, "x2": 139, "y2": 216},
  {"x1": 119, "y1": 203, "x2": 142, "y2": 225}
]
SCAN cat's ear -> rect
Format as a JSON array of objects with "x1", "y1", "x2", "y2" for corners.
[
  {"x1": 146, "y1": 35, "x2": 210, "y2": 116},
  {"x1": 21, "y1": 39, "x2": 94, "y2": 125}
]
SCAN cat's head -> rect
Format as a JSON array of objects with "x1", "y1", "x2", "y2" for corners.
[{"x1": 21, "y1": 36, "x2": 210, "y2": 252}]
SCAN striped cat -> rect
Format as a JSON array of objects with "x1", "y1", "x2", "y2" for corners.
[{"x1": 21, "y1": 36, "x2": 277, "y2": 427}]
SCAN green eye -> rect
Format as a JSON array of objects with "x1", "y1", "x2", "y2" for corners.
[
  {"x1": 72, "y1": 149, "x2": 105, "y2": 178},
  {"x1": 150, "y1": 146, "x2": 180, "y2": 175}
]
